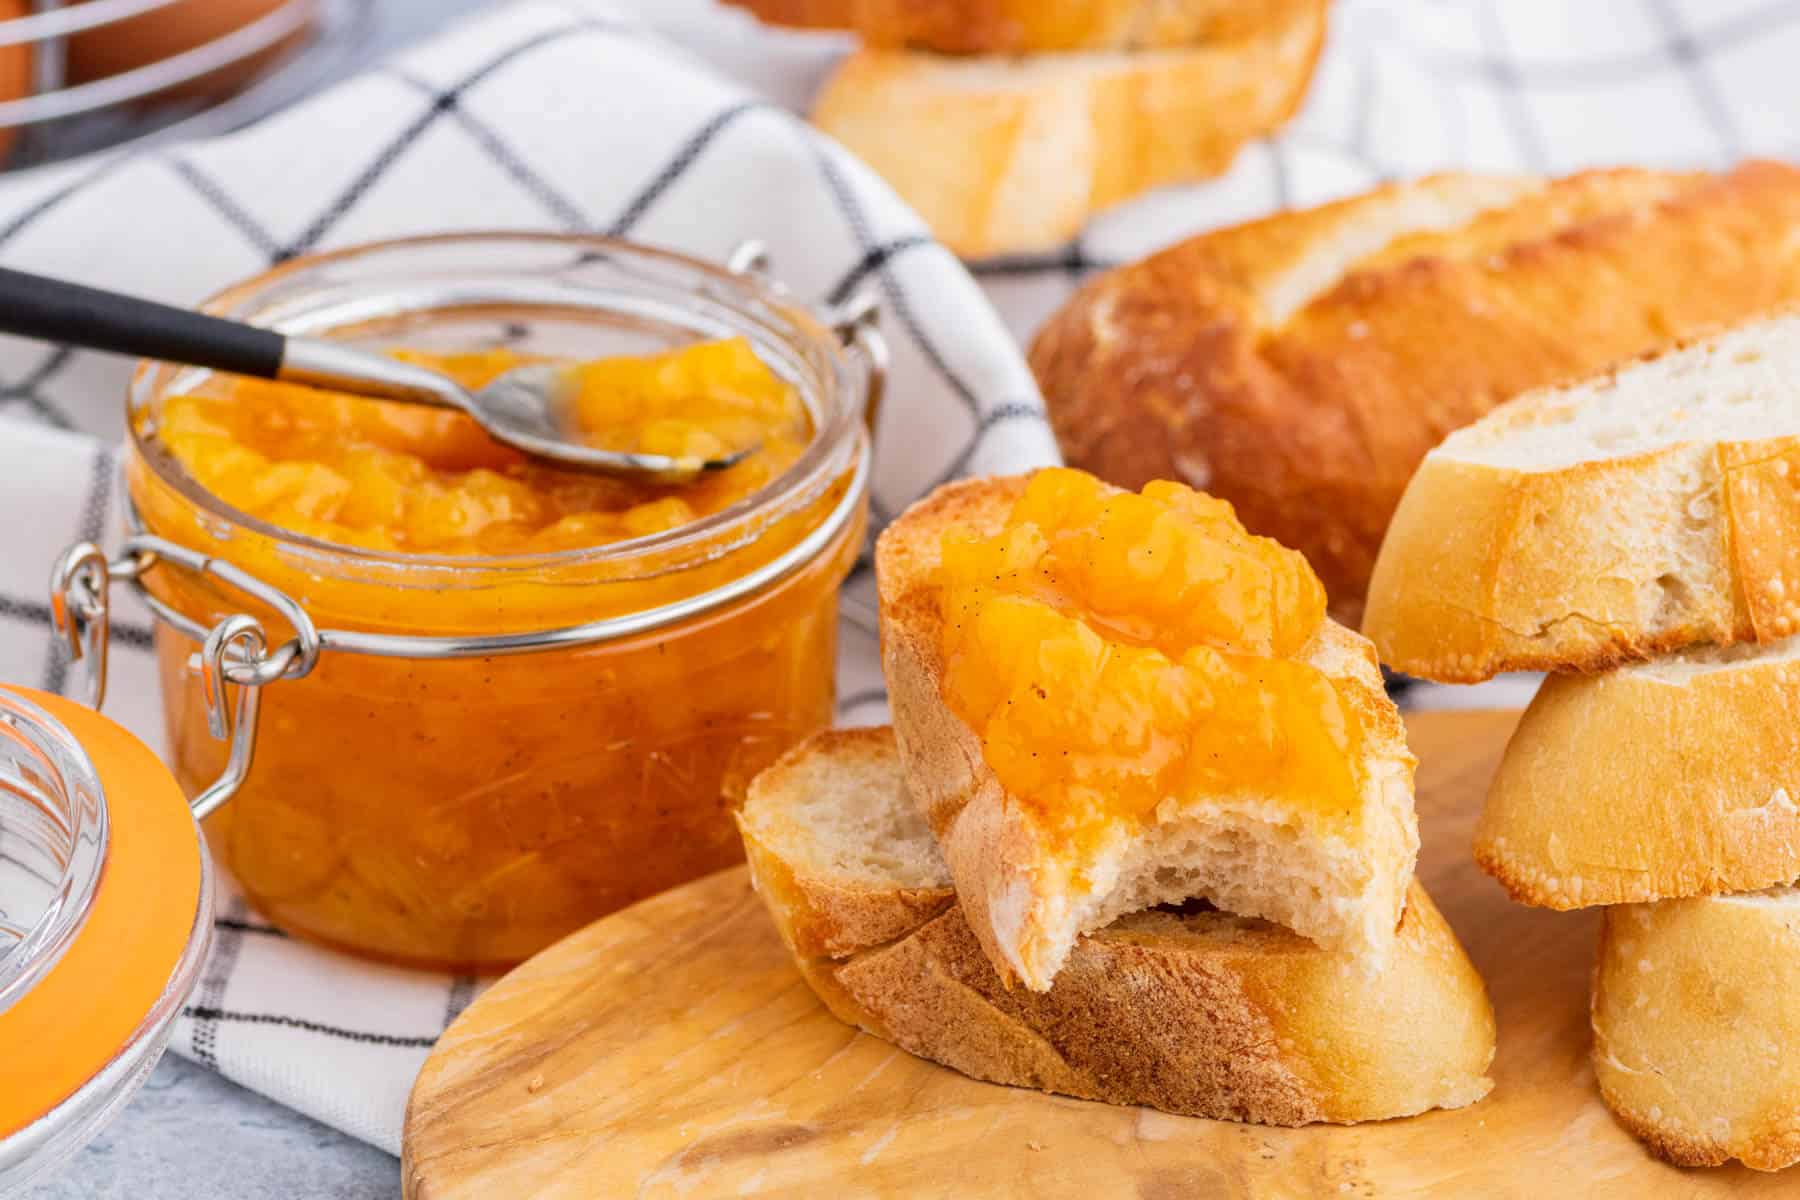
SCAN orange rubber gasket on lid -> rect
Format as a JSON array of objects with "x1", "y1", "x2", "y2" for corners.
[{"x1": 0, "y1": 687, "x2": 202, "y2": 1137}]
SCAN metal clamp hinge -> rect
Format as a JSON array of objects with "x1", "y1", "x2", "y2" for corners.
[
  {"x1": 50, "y1": 537, "x2": 286, "y2": 820},
  {"x1": 727, "y1": 239, "x2": 888, "y2": 444}
]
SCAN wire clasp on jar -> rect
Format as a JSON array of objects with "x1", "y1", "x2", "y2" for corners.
[
  {"x1": 50, "y1": 533, "x2": 320, "y2": 819},
  {"x1": 728, "y1": 239, "x2": 887, "y2": 440}
]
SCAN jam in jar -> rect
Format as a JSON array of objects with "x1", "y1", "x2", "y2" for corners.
[{"x1": 118, "y1": 234, "x2": 874, "y2": 970}]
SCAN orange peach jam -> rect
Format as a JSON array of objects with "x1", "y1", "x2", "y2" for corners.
[
  {"x1": 150, "y1": 337, "x2": 810, "y2": 556},
  {"x1": 129, "y1": 336, "x2": 861, "y2": 970},
  {"x1": 563, "y1": 337, "x2": 803, "y2": 463},
  {"x1": 937, "y1": 469, "x2": 1364, "y2": 851}
]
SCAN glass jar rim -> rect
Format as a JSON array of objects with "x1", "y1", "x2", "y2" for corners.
[
  {"x1": 125, "y1": 231, "x2": 871, "y2": 577},
  {"x1": 0, "y1": 690, "x2": 107, "y2": 1019},
  {"x1": 0, "y1": 689, "x2": 213, "y2": 1188}
]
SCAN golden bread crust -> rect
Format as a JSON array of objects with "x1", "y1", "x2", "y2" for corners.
[
  {"x1": 1599, "y1": 1101, "x2": 1800, "y2": 1171},
  {"x1": 1362, "y1": 340, "x2": 1800, "y2": 682},
  {"x1": 822, "y1": 879, "x2": 1492, "y2": 1125},
  {"x1": 1031, "y1": 161, "x2": 1800, "y2": 622},
  {"x1": 878, "y1": 478, "x2": 1032, "y2": 980},
  {"x1": 1475, "y1": 644, "x2": 1800, "y2": 909},
  {"x1": 1593, "y1": 897, "x2": 1800, "y2": 1171},
  {"x1": 726, "y1": 0, "x2": 1315, "y2": 53}
]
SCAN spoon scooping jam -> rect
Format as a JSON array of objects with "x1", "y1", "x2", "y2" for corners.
[
  {"x1": 146, "y1": 338, "x2": 815, "y2": 555},
  {"x1": 0, "y1": 266, "x2": 766, "y2": 482}
]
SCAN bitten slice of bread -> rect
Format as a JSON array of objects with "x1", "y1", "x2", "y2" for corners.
[
  {"x1": 877, "y1": 474, "x2": 1418, "y2": 991},
  {"x1": 738, "y1": 726, "x2": 1495, "y2": 1126},
  {"x1": 1478, "y1": 637, "x2": 1800, "y2": 909},
  {"x1": 1363, "y1": 314, "x2": 1800, "y2": 683},
  {"x1": 810, "y1": 0, "x2": 1325, "y2": 259},
  {"x1": 726, "y1": 0, "x2": 1314, "y2": 53},
  {"x1": 1593, "y1": 890, "x2": 1800, "y2": 1171}
]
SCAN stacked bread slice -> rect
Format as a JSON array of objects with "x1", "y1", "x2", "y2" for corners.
[
  {"x1": 737, "y1": 469, "x2": 1497, "y2": 1125},
  {"x1": 1363, "y1": 314, "x2": 1800, "y2": 1170},
  {"x1": 726, "y1": 0, "x2": 1328, "y2": 258}
]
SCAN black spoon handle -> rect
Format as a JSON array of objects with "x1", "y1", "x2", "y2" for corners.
[{"x1": 0, "y1": 266, "x2": 286, "y2": 378}]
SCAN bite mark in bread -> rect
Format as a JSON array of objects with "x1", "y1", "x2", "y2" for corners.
[{"x1": 878, "y1": 473, "x2": 1418, "y2": 991}]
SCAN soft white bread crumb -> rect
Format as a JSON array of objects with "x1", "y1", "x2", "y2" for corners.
[
  {"x1": 739, "y1": 729, "x2": 944, "y2": 890},
  {"x1": 737, "y1": 727, "x2": 957, "y2": 964},
  {"x1": 1441, "y1": 319, "x2": 1800, "y2": 470}
]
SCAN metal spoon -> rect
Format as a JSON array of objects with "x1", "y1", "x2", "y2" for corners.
[{"x1": 0, "y1": 267, "x2": 755, "y2": 482}]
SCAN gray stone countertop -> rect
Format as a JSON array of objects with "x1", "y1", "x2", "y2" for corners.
[{"x1": 23, "y1": 1058, "x2": 398, "y2": 1199}]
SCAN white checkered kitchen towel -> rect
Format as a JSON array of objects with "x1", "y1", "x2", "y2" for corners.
[{"x1": 0, "y1": 0, "x2": 1793, "y2": 1155}]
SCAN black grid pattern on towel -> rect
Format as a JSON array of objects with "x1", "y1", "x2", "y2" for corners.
[
  {"x1": 0, "y1": 0, "x2": 1782, "y2": 1143},
  {"x1": 0, "y1": 0, "x2": 1057, "y2": 1094},
  {"x1": 965, "y1": 0, "x2": 1800, "y2": 283}
]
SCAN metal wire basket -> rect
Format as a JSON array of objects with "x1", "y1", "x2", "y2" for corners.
[{"x1": 0, "y1": 0, "x2": 373, "y2": 171}]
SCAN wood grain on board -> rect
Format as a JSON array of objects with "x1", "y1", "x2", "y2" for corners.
[{"x1": 404, "y1": 710, "x2": 1785, "y2": 1198}]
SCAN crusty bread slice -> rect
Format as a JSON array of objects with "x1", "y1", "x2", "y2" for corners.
[
  {"x1": 1593, "y1": 889, "x2": 1800, "y2": 1171},
  {"x1": 737, "y1": 726, "x2": 958, "y2": 965},
  {"x1": 877, "y1": 474, "x2": 1418, "y2": 991},
  {"x1": 738, "y1": 725, "x2": 1495, "y2": 1126},
  {"x1": 810, "y1": 0, "x2": 1325, "y2": 259},
  {"x1": 727, "y1": 0, "x2": 1316, "y2": 54},
  {"x1": 1363, "y1": 314, "x2": 1800, "y2": 683},
  {"x1": 1478, "y1": 637, "x2": 1800, "y2": 909}
]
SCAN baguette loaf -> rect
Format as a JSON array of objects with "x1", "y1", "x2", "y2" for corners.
[
  {"x1": 738, "y1": 726, "x2": 1495, "y2": 1126},
  {"x1": 1593, "y1": 890, "x2": 1800, "y2": 1171},
  {"x1": 810, "y1": 1, "x2": 1324, "y2": 259},
  {"x1": 1363, "y1": 314, "x2": 1800, "y2": 683},
  {"x1": 1030, "y1": 162, "x2": 1800, "y2": 623},
  {"x1": 877, "y1": 473, "x2": 1417, "y2": 991},
  {"x1": 1478, "y1": 637, "x2": 1800, "y2": 909},
  {"x1": 727, "y1": 0, "x2": 1314, "y2": 54}
]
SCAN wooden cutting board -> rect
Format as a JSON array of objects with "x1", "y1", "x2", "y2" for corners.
[{"x1": 402, "y1": 710, "x2": 1789, "y2": 1198}]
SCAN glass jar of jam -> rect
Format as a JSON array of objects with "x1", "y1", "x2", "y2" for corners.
[{"x1": 56, "y1": 234, "x2": 877, "y2": 971}]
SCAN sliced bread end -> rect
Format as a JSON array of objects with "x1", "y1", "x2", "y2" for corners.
[{"x1": 1365, "y1": 314, "x2": 1800, "y2": 682}]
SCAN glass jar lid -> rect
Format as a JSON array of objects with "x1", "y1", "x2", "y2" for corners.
[{"x1": 0, "y1": 687, "x2": 211, "y2": 1192}]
